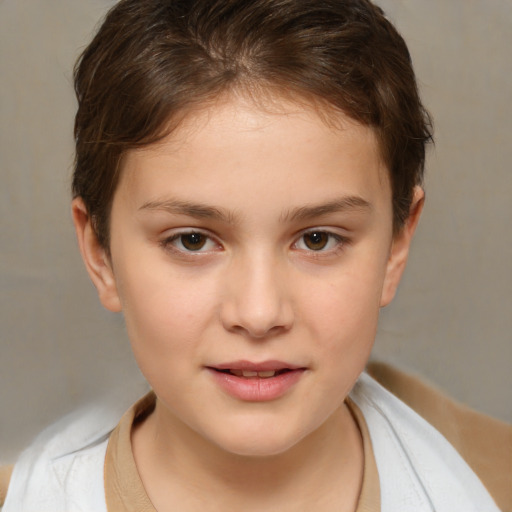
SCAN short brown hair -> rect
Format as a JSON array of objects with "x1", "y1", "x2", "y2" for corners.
[{"x1": 72, "y1": 0, "x2": 433, "y2": 248}]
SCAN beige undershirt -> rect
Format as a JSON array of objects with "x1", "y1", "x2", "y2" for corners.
[
  {"x1": 104, "y1": 393, "x2": 380, "y2": 512},
  {"x1": 0, "y1": 465, "x2": 13, "y2": 508}
]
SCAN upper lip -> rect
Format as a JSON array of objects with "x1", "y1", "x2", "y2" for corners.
[{"x1": 209, "y1": 360, "x2": 304, "y2": 371}]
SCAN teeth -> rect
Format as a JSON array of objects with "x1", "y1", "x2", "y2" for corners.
[
  {"x1": 257, "y1": 371, "x2": 277, "y2": 378},
  {"x1": 229, "y1": 370, "x2": 277, "y2": 378}
]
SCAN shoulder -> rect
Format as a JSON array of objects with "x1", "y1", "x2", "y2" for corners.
[
  {"x1": 366, "y1": 361, "x2": 512, "y2": 512},
  {"x1": 2, "y1": 399, "x2": 126, "y2": 512}
]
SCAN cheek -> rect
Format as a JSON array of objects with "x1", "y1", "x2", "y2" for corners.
[
  {"x1": 300, "y1": 262, "x2": 385, "y2": 360},
  {"x1": 115, "y1": 260, "x2": 219, "y2": 358}
]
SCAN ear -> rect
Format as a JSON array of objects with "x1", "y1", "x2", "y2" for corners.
[
  {"x1": 71, "y1": 197, "x2": 122, "y2": 312},
  {"x1": 380, "y1": 186, "x2": 425, "y2": 307}
]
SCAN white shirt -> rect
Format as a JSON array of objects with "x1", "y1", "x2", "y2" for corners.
[{"x1": 3, "y1": 373, "x2": 500, "y2": 512}]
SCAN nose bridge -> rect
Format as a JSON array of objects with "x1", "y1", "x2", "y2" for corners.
[{"x1": 221, "y1": 247, "x2": 293, "y2": 338}]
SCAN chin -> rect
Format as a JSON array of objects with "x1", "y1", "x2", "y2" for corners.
[{"x1": 209, "y1": 422, "x2": 308, "y2": 458}]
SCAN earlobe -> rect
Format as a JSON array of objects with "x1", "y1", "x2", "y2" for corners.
[
  {"x1": 71, "y1": 198, "x2": 122, "y2": 313},
  {"x1": 380, "y1": 186, "x2": 425, "y2": 307}
]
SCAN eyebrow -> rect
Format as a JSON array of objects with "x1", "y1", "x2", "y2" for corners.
[
  {"x1": 282, "y1": 196, "x2": 372, "y2": 222},
  {"x1": 139, "y1": 199, "x2": 238, "y2": 224},
  {"x1": 139, "y1": 195, "x2": 372, "y2": 224}
]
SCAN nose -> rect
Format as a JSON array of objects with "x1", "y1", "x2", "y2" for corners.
[{"x1": 220, "y1": 252, "x2": 294, "y2": 339}]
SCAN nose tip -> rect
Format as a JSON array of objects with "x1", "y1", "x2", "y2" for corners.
[
  {"x1": 220, "y1": 259, "x2": 294, "y2": 339},
  {"x1": 229, "y1": 306, "x2": 292, "y2": 339},
  {"x1": 229, "y1": 311, "x2": 290, "y2": 339}
]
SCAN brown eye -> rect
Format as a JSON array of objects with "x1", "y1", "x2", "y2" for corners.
[
  {"x1": 162, "y1": 230, "x2": 220, "y2": 254},
  {"x1": 303, "y1": 231, "x2": 329, "y2": 251},
  {"x1": 180, "y1": 233, "x2": 207, "y2": 251}
]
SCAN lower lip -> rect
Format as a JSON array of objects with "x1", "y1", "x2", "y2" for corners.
[{"x1": 207, "y1": 369, "x2": 305, "y2": 402}]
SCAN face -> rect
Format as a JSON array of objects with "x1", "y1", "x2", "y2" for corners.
[{"x1": 74, "y1": 94, "x2": 421, "y2": 457}]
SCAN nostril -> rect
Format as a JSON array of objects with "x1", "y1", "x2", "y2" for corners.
[
  {"x1": 229, "y1": 323, "x2": 289, "y2": 340},
  {"x1": 219, "y1": 269, "x2": 294, "y2": 338}
]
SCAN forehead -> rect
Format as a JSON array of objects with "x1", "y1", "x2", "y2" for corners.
[{"x1": 116, "y1": 94, "x2": 391, "y2": 220}]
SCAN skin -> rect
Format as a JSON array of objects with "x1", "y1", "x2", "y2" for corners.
[{"x1": 73, "y1": 93, "x2": 423, "y2": 511}]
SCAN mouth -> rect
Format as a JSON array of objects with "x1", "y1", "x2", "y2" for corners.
[
  {"x1": 212, "y1": 368, "x2": 293, "y2": 378},
  {"x1": 206, "y1": 361, "x2": 306, "y2": 401},
  {"x1": 208, "y1": 360, "x2": 305, "y2": 378}
]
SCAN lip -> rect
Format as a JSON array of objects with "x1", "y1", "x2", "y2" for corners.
[
  {"x1": 212, "y1": 360, "x2": 303, "y2": 372},
  {"x1": 206, "y1": 360, "x2": 306, "y2": 402}
]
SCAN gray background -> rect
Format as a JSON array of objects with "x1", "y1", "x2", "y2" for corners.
[{"x1": 1, "y1": 0, "x2": 511, "y2": 464}]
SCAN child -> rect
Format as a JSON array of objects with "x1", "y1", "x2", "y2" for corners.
[{"x1": 2, "y1": 0, "x2": 510, "y2": 510}]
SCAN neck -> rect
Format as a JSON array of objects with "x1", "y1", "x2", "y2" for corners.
[{"x1": 132, "y1": 400, "x2": 363, "y2": 512}]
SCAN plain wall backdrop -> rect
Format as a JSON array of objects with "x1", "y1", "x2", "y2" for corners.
[{"x1": 1, "y1": 0, "x2": 511, "y2": 463}]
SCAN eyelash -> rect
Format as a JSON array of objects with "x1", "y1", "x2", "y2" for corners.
[{"x1": 159, "y1": 229, "x2": 349, "y2": 255}]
